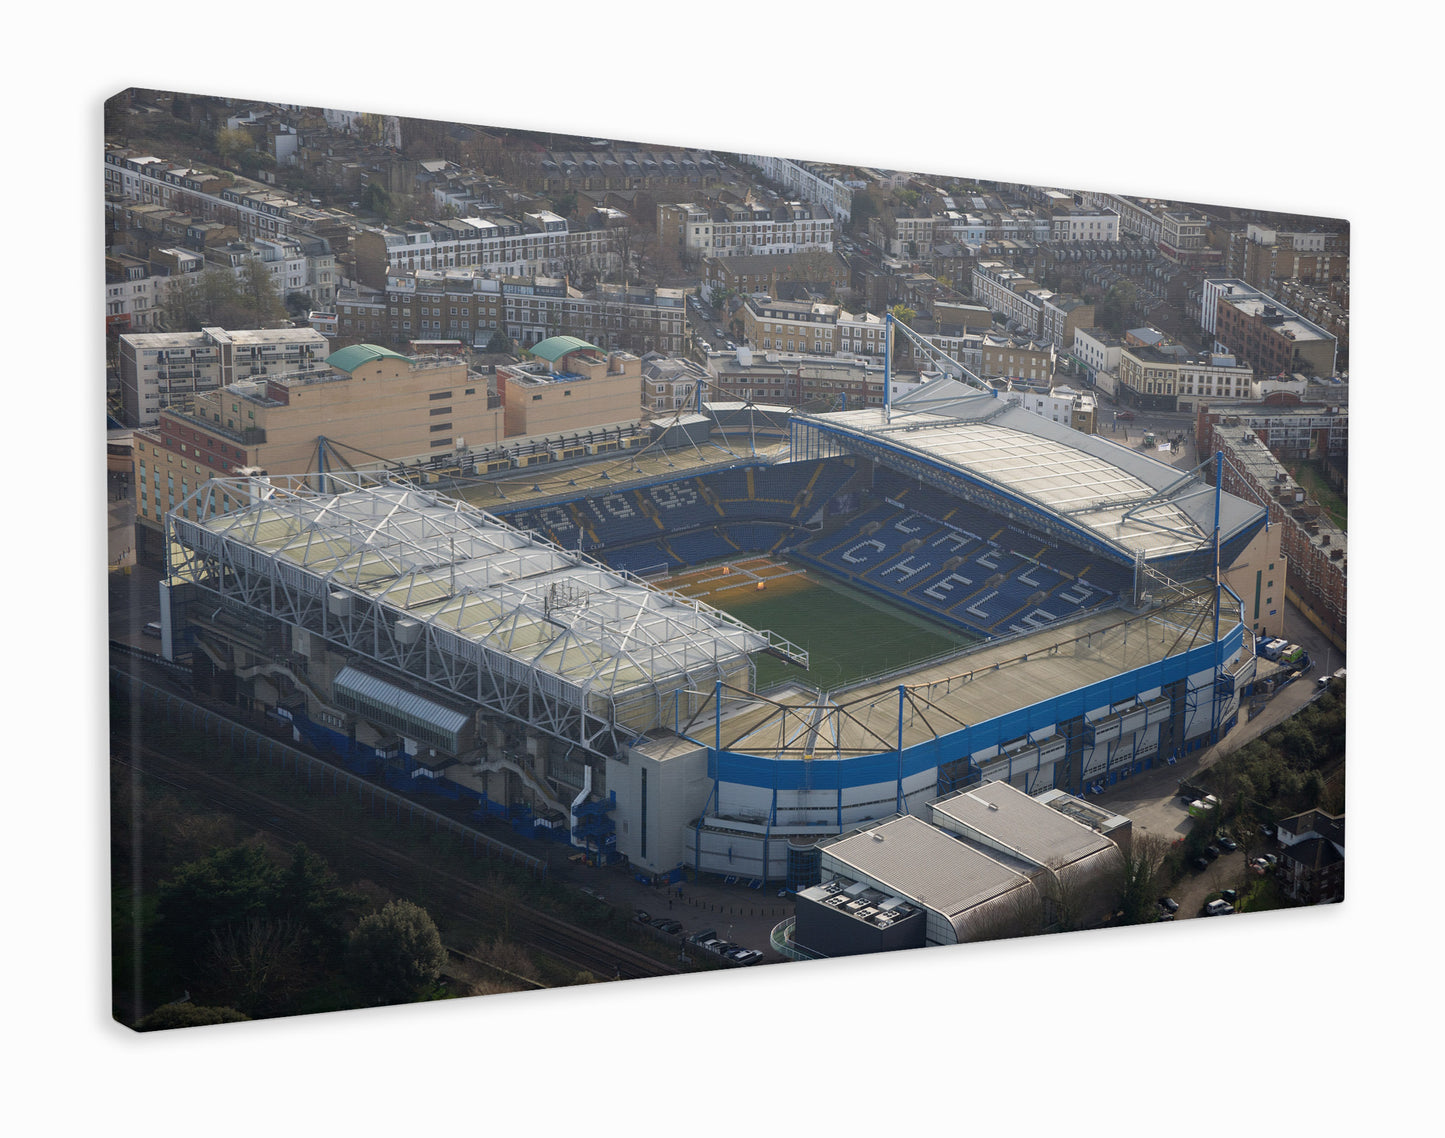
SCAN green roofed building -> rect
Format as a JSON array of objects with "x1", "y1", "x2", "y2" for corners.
[
  {"x1": 327, "y1": 343, "x2": 412, "y2": 373},
  {"x1": 524, "y1": 336, "x2": 603, "y2": 366}
]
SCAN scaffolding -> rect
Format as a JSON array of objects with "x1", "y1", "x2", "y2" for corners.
[{"x1": 165, "y1": 471, "x2": 807, "y2": 760}]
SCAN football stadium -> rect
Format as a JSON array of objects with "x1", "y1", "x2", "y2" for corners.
[{"x1": 159, "y1": 374, "x2": 1271, "y2": 888}]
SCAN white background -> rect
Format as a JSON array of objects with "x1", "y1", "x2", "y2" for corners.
[{"x1": 8, "y1": 4, "x2": 1433, "y2": 1134}]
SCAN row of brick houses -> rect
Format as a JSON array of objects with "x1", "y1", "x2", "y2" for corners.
[
  {"x1": 1196, "y1": 401, "x2": 1347, "y2": 649},
  {"x1": 314, "y1": 269, "x2": 688, "y2": 357},
  {"x1": 352, "y1": 213, "x2": 623, "y2": 290},
  {"x1": 657, "y1": 199, "x2": 835, "y2": 261}
]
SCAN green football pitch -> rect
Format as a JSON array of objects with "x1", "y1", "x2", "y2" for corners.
[{"x1": 665, "y1": 558, "x2": 978, "y2": 693}]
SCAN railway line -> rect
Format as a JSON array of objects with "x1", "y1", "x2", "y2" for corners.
[{"x1": 112, "y1": 715, "x2": 681, "y2": 986}]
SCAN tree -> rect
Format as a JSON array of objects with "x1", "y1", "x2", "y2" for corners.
[
  {"x1": 1116, "y1": 833, "x2": 1170, "y2": 925},
  {"x1": 135, "y1": 1003, "x2": 251, "y2": 1031},
  {"x1": 346, "y1": 900, "x2": 447, "y2": 1005},
  {"x1": 360, "y1": 181, "x2": 392, "y2": 218},
  {"x1": 485, "y1": 330, "x2": 514, "y2": 355},
  {"x1": 1098, "y1": 281, "x2": 1138, "y2": 335},
  {"x1": 206, "y1": 916, "x2": 304, "y2": 1014},
  {"x1": 215, "y1": 127, "x2": 255, "y2": 165},
  {"x1": 236, "y1": 256, "x2": 285, "y2": 327},
  {"x1": 155, "y1": 843, "x2": 285, "y2": 969},
  {"x1": 890, "y1": 304, "x2": 916, "y2": 327}
]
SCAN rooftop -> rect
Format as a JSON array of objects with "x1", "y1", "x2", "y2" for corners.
[
  {"x1": 819, "y1": 814, "x2": 1027, "y2": 923},
  {"x1": 170, "y1": 474, "x2": 801, "y2": 723}
]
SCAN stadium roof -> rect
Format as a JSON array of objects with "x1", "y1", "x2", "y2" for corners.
[
  {"x1": 168, "y1": 473, "x2": 805, "y2": 748},
  {"x1": 711, "y1": 596, "x2": 1233, "y2": 759},
  {"x1": 796, "y1": 380, "x2": 1265, "y2": 562}
]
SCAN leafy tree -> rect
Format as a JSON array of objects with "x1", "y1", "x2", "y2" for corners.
[
  {"x1": 1098, "y1": 281, "x2": 1138, "y2": 335},
  {"x1": 360, "y1": 182, "x2": 392, "y2": 218},
  {"x1": 154, "y1": 843, "x2": 285, "y2": 969},
  {"x1": 346, "y1": 900, "x2": 447, "y2": 1005},
  {"x1": 890, "y1": 304, "x2": 917, "y2": 327},
  {"x1": 135, "y1": 1003, "x2": 251, "y2": 1031},
  {"x1": 278, "y1": 844, "x2": 363, "y2": 969},
  {"x1": 486, "y1": 330, "x2": 513, "y2": 355},
  {"x1": 215, "y1": 127, "x2": 255, "y2": 164}
]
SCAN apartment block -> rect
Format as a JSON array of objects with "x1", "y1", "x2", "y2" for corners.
[
  {"x1": 737, "y1": 297, "x2": 842, "y2": 356},
  {"x1": 1224, "y1": 223, "x2": 1349, "y2": 289},
  {"x1": 1203, "y1": 279, "x2": 1338, "y2": 378},
  {"x1": 131, "y1": 344, "x2": 504, "y2": 552},
  {"x1": 119, "y1": 326, "x2": 330, "y2": 427},
  {"x1": 702, "y1": 251, "x2": 850, "y2": 303}
]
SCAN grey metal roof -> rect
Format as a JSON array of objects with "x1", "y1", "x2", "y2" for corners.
[
  {"x1": 334, "y1": 665, "x2": 471, "y2": 734},
  {"x1": 803, "y1": 394, "x2": 1265, "y2": 558},
  {"x1": 930, "y1": 781, "x2": 1117, "y2": 869},
  {"x1": 821, "y1": 814, "x2": 1025, "y2": 921}
]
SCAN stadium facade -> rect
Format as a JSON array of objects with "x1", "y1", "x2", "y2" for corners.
[{"x1": 160, "y1": 378, "x2": 1270, "y2": 887}]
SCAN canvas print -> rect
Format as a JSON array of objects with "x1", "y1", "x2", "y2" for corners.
[{"x1": 106, "y1": 87, "x2": 1347, "y2": 1030}]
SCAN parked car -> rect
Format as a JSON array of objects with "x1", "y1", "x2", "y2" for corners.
[
  {"x1": 655, "y1": 920, "x2": 682, "y2": 935},
  {"x1": 634, "y1": 910, "x2": 651, "y2": 924},
  {"x1": 1217, "y1": 835, "x2": 1238, "y2": 852},
  {"x1": 688, "y1": 928, "x2": 716, "y2": 945},
  {"x1": 1158, "y1": 896, "x2": 1180, "y2": 913},
  {"x1": 1191, "y1": 856, "x2": 1210, "y2": 872},
  {"x1": 1202, "y1": 899, "x2": 1235, "y2": 916},
  {"x1": 1221, "y1": 889, "x2": 1238, "y2": 904},
  {"x1": 1203, "y1": 845, "x2": 1221, "y2": 861},
  {"x1": 143, "y1": 621, "x2": 163, "y2": 638}
]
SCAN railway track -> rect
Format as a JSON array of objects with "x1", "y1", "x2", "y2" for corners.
[{"x1": 112, "y1": 736, "x2": 680, "y2": 984}]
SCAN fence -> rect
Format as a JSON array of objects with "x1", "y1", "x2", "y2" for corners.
[{"x1": 111, "y1": 667, "x2": 547, "y2": 880}]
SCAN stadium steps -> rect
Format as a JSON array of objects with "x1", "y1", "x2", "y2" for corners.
[
  {"x1": 746, "y1": 468, "x2": 756, "y2": 500},
  {"x1": 789, "y1": 463, "x2": 827, "y2": 519},
  {"x1": 636, "y1": 490, "x2": 667, "y2": 531},
  {"x1": 698, "y1": 479, "x2": 727, "y2": 516},
  {"x1": 569, "y1": 503, "x2": 600, "y2": 546}
]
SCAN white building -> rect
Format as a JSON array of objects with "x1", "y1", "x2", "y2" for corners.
[
  {"x1": 1070, "y1": 327, "x2": 1124, "y2": 381},
  {"x1": 1050, "y1": 206, "x2": 1120, "y2": 243},
  {"x1": 662, "y1": 201, "x2": 835, "y2": 259},
  {"x1": 119, "y1": 326, "x2": 330, "y2": 427},
  {"x1": 742, "y1": 155, "x2": 854, "y2": 222}
]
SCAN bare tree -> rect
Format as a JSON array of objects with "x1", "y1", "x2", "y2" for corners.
[
  {"x1": 207, "y1": 916, "x2": 304, "y2": 1011},
  {"x1": 1116, "y1": 832, "x2": 1171, "y2": 924}
]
